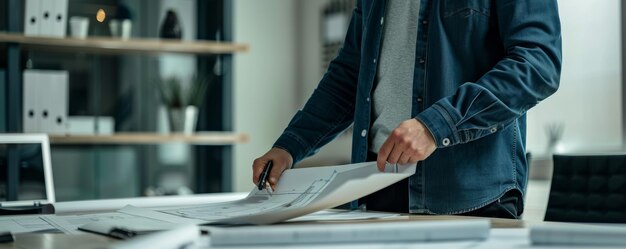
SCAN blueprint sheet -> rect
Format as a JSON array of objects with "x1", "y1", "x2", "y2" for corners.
[
  {"x1": 0, "y1": 215, "x2": 59, "y2": 234},
  {"x1": 45, "y1": 209, "x2": 205, "y2": 234},
  {"x1": 151, "y1": 161, "x2": 416, "y2": 225}
]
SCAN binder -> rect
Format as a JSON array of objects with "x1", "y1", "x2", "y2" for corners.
[
  {"x1": 51, "y1": 0, "x2": 68, "y2": 37},
  {"x1": 23, "y1": 70, "x2": 41, "y2": 132},
  {"x1": 24, "y1": 0, "x2": 41, "y2": 36},
  {"x1": 39, "y1": 0, "x2": 54, "y2": 37},
  {"x1": 23, "y1": 70, "x2": 69, "y2": 134},
  {"x1": 41, "y1": 71, "x2": 68, "y2": 134},
  {"x1": 0, "y1": 69, "x2": 4, "y2": 132}
]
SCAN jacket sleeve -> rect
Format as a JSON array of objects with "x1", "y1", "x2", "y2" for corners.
[
  {"x1": 416, "y1": 0, "x2": 562, "y2": 147},
  {"x1": 273, "y1": 1, "x2": 363, "y2": 164}
]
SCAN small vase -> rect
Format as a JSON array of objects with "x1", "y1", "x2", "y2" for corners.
[{"x1": 167, "y1": 106, "x2": 198, "y2": 134}]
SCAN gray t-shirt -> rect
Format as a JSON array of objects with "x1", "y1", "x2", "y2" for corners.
[{"x1": 369, "y1": 0, "x2": 420, "y2": 153}]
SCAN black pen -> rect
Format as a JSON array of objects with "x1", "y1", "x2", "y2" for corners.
[{"x1": 257, "y1": 161, "x2": 273, "y2": 194}]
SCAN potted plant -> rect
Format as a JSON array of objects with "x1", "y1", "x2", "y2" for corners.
[{"x1": 155, "y1": 75, "x2": 211, "y2": 134}]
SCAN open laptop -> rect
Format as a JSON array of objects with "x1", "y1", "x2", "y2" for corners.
[{"x1": 0, "y1": 134, "x2": 55, "y2": 209}]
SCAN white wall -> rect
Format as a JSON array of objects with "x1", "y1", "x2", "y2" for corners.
[
  {"x1": 295, "y1": 0, "x2": 353, "y2": 168},
  {"x1": 526, "y1": 0, "x2": 622, "y2": 154},
  {"x1": 232, "y1": 1, "x2": 299, "y2": 192}
]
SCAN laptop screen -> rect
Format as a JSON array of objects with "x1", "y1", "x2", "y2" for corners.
[{"x1": 0, "y1": 135, "x2": 54, "y2": 205}]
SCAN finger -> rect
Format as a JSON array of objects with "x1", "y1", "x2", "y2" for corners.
[
  {"x1": 268, "y1": 163, "x2": 286, "y2": 190},
  {"x1": 377, "y1": 139, "x2": 395, "y2": 171},
  {"x1": 387, "y1": 141, "x2": 405, "y2": 164},
  {"x1": 251, "y1": 158, "x2": 268, "y2": 185},
  {"x1": 399, "y1": 151, "x2": 412, "y2": 164}
]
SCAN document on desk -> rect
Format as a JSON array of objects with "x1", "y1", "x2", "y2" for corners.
[
  {"x1": 287, "y1": 210, "x2": 399, "y2": 222},
  {"x1": 138, "y1": 162, "x2": 415, "y2": 225},
  {"x1": 0, "y1": 215, "x2": 60, "y2": 234},
  {"x1": 44, "y1": 210, "x2": 204, "y2": 234}
]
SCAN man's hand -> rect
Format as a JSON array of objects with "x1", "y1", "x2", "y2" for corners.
[
  {"x1": 252, "y1": 147, "x2": 294, "y2": 190},
  {"x1": 377, "y1": 119, "x2": 436, "y2": 171}
]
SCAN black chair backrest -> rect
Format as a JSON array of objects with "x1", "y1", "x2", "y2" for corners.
[{"x1": 545, "y1": 154, "x2": 626, "y2": 223}]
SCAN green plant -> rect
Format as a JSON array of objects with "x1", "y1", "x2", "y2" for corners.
[{"x1": 155, "y1": 75, "x2": 213, "y2": 108}]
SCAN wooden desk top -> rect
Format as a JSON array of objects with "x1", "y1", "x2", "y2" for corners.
[{"x1": 0, "y1": 215, "x2": 526, "y2": 249}]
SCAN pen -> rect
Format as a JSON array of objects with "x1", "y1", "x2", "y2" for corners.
[{"x1": 257, "y1": 161, "x2": 273, "y2": 193}]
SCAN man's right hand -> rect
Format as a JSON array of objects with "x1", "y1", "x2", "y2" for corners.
[{"x1": 252, "y1": 147, "x2": 293, "y2": 191}]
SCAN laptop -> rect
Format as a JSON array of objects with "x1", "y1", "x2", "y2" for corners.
[{"x1": 0, "y1": 134, "x2": 55, "y2": 209}]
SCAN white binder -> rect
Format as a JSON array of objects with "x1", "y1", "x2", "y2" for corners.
[
  {"x1": 51, "y1": 0, "x2": 68, "y2": 37},
  {"x1": 23, "y1": 70, "x2": 41, "y2": 132},
  {"x1": 24, "y1": 0, "x2": 41, "y2": 36},
  {"x1": 41, "y1": 71, "x2": 68, "y2": 134},
  {"x1": 39, "y1": 0, "x2": 54, "y2": 36},
  {"x1": 23, "y1": 70, "x2": 69, "y2": 134}
]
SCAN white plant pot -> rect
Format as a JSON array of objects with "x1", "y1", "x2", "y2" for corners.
[{"x1": 167, "y1": 105, "x2": 198, "y2": 134}]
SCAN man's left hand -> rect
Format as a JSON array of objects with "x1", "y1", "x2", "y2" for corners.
[{"x1": 377, "y1": 119, "x2": 436, "y2": 171}]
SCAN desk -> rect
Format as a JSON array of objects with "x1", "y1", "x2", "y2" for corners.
[
  {"x1": 0, "y1": 193, "x2": 528, "y2": 249},
  {"x1": 0, "y1": 215, "x2": 525, "y2": 249}
]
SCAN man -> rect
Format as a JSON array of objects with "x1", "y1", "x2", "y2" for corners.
[{"x1": 252, "y1": 0, "x2": 561, "y2": 218}]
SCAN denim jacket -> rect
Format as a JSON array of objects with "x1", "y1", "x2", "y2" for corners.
[{"x1": 274, "y1": 0, "x2": 561, "y2": 214}]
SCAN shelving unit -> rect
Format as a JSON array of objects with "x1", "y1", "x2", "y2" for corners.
[
  {"x1": 49, "y1": 132, "x2": 249, "y2": 145},
  {"x1": 2, "y1": 0, "x2": 241, "y2": 200},
  {"x1": 0, "y1": 32, "x2": 249, "y2": 55}
]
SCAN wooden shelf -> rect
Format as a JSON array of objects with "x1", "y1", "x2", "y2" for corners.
[
  {"x1": 49, "y1": 132, "x2": 249, "y2": 145},
  {"x1": 0, "y1": 32, "x2": 249, "y2": 55}
]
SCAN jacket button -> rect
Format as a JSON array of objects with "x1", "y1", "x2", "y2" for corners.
[
  {"x1": 366, "y1": 97, "x2": 370, "y2": 102},
  {"x1": 361, "y1": 129, "x2": 367, "y2": 137},
  {"x1": 490, "y1": 127, "x2": 497, "y2": 133},
  {"x1": 380, "y1": 17, "x2": 384, "y2": 25},
  {"x1": 442, "y1": 138, "x2": 450, "y2": 146},
  {"x1": 373, "y1": 59, "x2": 377, "y2": 64},
  {"x1": 417, "y1": 97, "x2": 423, "y2": 103},
  {"x1": 422, "y1": 20, "x2": 428, "y2": 25},
  {"x1": 419, "y1": 58, "x2": 425, "y2": 64}
]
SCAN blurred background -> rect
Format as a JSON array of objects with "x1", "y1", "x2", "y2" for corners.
[{"x1": 0, "y1": 0, "x2": 623, "y2": 222}]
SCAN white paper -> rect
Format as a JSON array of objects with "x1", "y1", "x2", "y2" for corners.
[
  {"x1": 461, "y1": 228, "x2": 614, "y2": 249},
  {"x1": 117, "y1": 205, "x2": 206, "y2": 225},
  {"x1": 207, "y1": 219, "x2": 490, "y2": 246},
  {"x1": 0, "y1": 215, "x2": 59, "y2": 234},
  {"x1": 204, "y1": 242, "x2": 477, "y2": 249},
  {"x1": 43, "y1": 208, "x2": 204, "y2": 235},
  {"x1": 531, "y1": 223, "x2": 626, "y2": 246},
  {"x1": 108, "y1": 225, "x2": 199, "y2": 249},
  {"x1": 157, "y1": 162, "x2": 416, "y2": 225},
  {"x1": 287, "y1": 210, "x2": 399, "y2": 222},
  {"x1": 43, "y1": 212, "x2": 143, "y2": 234},
  {"x1": 54, "y1": 192, "x2": 246, "y2": 214}
]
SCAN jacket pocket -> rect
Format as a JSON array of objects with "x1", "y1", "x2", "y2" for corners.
[{"x1": 443, "y1": 0, "x2": 491, "y2": 18}]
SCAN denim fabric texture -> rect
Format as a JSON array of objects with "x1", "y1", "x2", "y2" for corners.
[{"x1": 273, "y1": 0, "x2": 562, "y2": 214}]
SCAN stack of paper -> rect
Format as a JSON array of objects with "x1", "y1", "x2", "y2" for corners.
[
  {"x1": 207, "y1": 220, "x2": 490, "y2": 246},
  {"x1": 531, "y1": 223, "x2": 626, "y2": 246}
]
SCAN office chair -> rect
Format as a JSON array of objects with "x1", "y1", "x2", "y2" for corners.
[{"x1": 545, "y1": 154, "x2": 626, "y2": 223}]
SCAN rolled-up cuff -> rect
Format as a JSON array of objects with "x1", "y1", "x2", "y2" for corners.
[
  {"x1": 415, "y1": 104, "x2": 459, "y2": 148},
  {"x1": 272, "y1": 132, "x2": 310, "y2": 167}
]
